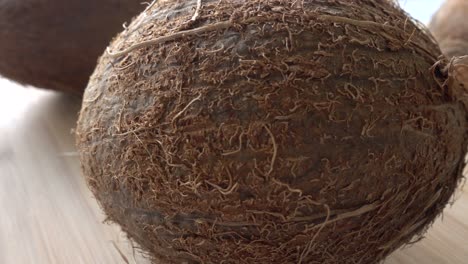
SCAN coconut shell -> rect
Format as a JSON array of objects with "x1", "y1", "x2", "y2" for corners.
[
  {"x1": 76, "y1": 0, "x2": 468, "y2": 263},
  {"x1": 429, "y1": 0, "x2": 468, "y2": 58},
  {"x1": 0, "y1": 0, "x2": 144, "y2": 94}
]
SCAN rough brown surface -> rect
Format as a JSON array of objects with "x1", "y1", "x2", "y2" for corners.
[
  {"x1": 429, "y1": 0, "x2": 468, "y2": 58},
  {"x1": 0, "y1": 0, "x2": 145, "y2": 94},
  {"x1": 76, "y1": 1, "x2": 468, "y2": 263}
]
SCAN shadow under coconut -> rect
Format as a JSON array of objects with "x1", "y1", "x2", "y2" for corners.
[
  {"x1": 385, "y1": 182, "x2": 468, "y2": 263},
  {"x1": 0, "y1": 81, "x2": 149, "y2": 264}
]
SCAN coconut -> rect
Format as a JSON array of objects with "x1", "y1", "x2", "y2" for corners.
[
  {"x1": 429, "y1": 0, "x2": 468, "y2": 58},
  {"x1": 0, "y1": 0, "x2": 144, "y2": 94},
  {"x1": 76, "y1": 0, "x2": 468, "y2": 263}
]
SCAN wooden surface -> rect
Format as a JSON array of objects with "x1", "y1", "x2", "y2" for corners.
[
  {"x1": 0, "y1": 78, "x2": 467, "y2": 264},
  {"x1": 0, "y1": 79, "x2": 149, "y2": 264}
]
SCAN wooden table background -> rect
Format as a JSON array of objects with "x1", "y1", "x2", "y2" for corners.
[
  {"x1": 0, "y1": 81, "x2": 149, "y2": 264},
  {"x1": 0, "y1": 76, "x2": 467, "y2": 264}
]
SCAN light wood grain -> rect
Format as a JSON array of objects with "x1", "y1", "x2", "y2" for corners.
[
  {"x1": 0, "y1": 77, "x2": 467, "y2": 264},
  {"x1": 0, "y1": 79, "x2": 149, "y2": 264}
]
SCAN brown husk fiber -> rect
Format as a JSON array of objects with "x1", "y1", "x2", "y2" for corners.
[
  {"x1": 76, "y1": 0, "x2": 468, "y2": 263},
  {"x1": 429, "y1": 0, "x2": 468, "y2": 58},
  {"x1": 0, "y1": 0, "x2": 144, "y2": 94}
]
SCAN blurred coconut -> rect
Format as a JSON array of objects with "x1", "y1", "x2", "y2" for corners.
[
  {"x1": 430, "y1": 0, "x2": 468, "y2": 58},
  {"x1": 0, "y1": 0, "x2": 145, "y2": 94}
]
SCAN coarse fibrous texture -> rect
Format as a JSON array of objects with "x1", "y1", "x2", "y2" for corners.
[
  {"x1": 76, "y1": 0, "x2": 468, "y2": 263},
  {"x1": 0, "y1": 0, "x2": 144, "y2": 94},
  {"x1": 429, "y1": 0, "x2": 468, "y2": 58}
]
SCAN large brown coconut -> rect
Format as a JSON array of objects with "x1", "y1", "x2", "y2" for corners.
[
  {"x1": 0, "y1": 0, "x2": 145, "y2": 94},
  {"x1": 429, "y1": 0, "x2": 468, "y2": 57},
  {"x1": 76, "y1": 0, "x2": 468, "y2": 263}
]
